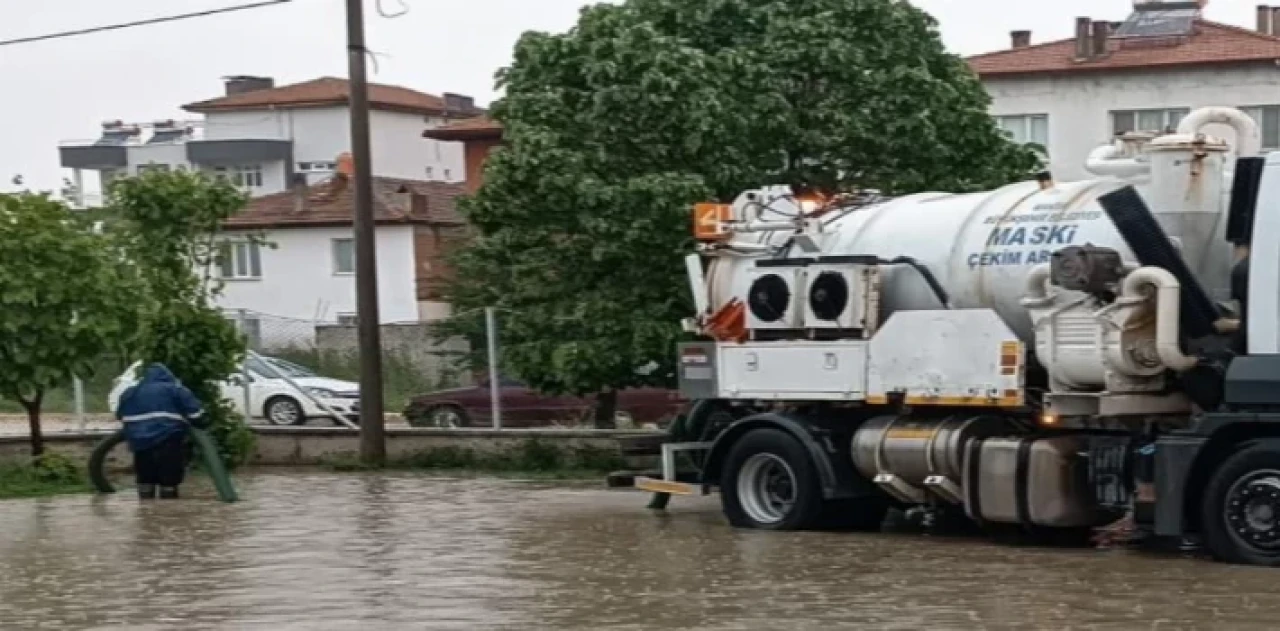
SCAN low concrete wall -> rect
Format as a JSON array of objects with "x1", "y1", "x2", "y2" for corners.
[{"x1": 0, "y1": 427, "x2": 662, "y2": 468}]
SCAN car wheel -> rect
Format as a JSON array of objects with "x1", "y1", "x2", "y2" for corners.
[
  {"x1": 428, "y1": 405, "x2": 469, "y2": 429},
  {"x1": 264, "y1": 396, "x2": 306, "y2": 427}
]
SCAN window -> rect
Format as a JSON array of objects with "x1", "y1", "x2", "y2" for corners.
[
  {"x1": 995, "y1": 114, "x2": 1049, "y2": 151},
  {"x1": 443, "y1": 168, "x2": 453, "y2": 180},
  {"x1": 298, "y1": 161, "x2": 337, "y2": 173},
  {"x1": 218, "y1": 241, "x2": 262, "y2": 279},
  {"x1": 424, "y1": 166, "x2": 435, "y2": 179},
  {"x1": 1111, "y1": 108, "x2": 1190, "y2": 135},
  {"x1": 1240, "y1": 105, "x2": 1280, "y2": 151},
  {"x1": 136, "y1": 163, "x2": 171, "y2": 175},
  {"x1": 232, "y1": 164, "x2": 264, "y2": 188},
  {"x1": 332, "y1": 238, "x2": 355, "y2": 275}
]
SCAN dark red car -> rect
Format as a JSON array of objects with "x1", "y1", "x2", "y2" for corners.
[{"x1": 403, "y1": 377, "x2": 685, "y2": 428}]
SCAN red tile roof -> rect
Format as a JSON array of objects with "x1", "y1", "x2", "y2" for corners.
[
  {"x1": 222, "y1": 176, "x2": 466, "y2": 230},
  {"x1": 968, "y1": 20, "x2": 1280, "y2": 77},
  {"x1": 421, "y1": 116, "x2": 503, "y2": 141},
  {"x1": 184, "y1": 77, "x2": 474, "y2": 117}
]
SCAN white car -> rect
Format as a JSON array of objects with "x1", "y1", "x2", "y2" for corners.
[{"x1": 107, "y1": 355, "x2": 361, "y2": 426}]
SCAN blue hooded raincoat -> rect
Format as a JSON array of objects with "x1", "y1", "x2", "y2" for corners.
[{"x1": 115, "y1": 364, "x2": 205, "y2": 452}]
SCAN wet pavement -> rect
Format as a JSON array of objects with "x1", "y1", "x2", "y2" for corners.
[{"x1": 0, "y1": 472, "x2": 1277, "y2": 630}]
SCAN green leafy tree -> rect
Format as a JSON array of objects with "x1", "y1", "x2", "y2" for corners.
[
  {"x1": 0, "y1": 192, "x2": 146, "y2": 455},
  {"x1": 109, "y1": 171, "x2": 257, "y2": 467},
  {"x1": 444, "y1": 0, "x2": 1039, "y2": 426}
]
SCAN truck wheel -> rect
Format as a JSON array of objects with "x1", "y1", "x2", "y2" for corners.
[
  {"x1": 720, "y1": 429, "x2": 823, "y2": 530},
  {"x1": 1201, "y1": 440, "x2": 1280, "y2": 566}
]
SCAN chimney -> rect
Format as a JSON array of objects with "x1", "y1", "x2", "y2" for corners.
[
  {"x1": 1075, "y1": 17, "x2": 1093, "y2": 60},
  {"x1": 1273, "y1": 7, "x2": 1280, "y2": 36},
  {"x1": 410, "y1": 192, "x2": 429, "y2": 217},
  {"x1": 291, "y1": 174, "x2": 308, "y2": 213},
  {"x1": 1260, "y1": 6, "x2": 1272, "y2": 34},
  {"x1": 1010, "y1": 30, "x2": 1032, "y2": 49},
  {"x1": 223, "y1": 75, "x2": 274, "y2": 96},
  {"x1": 443, "y1": 92, "x2": 475, "y2": 113},
  {"x1": 1091, "y1": 20, "x2": 1110, "y2": 57}
]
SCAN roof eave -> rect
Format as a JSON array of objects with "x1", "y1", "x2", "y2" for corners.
[
  {"x1": 421, "y1": 127, "x2": 504, "y2": 141},
  {"x1": 221, "y1": 215, "x2": 467, "y2": 231},
  {"x1": 974, "y1": 57, "x2": 1280, "y2": 79}
]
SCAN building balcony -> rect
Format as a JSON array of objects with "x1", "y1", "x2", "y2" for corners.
[
  {"x1": 186, "y1": 138, "x2": 292, "y2": 167},
  {"x1": 58, "y1": 141, "x2": 129, "y2": 170}
]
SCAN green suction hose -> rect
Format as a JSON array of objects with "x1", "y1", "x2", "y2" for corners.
[{"x1": 89, "y1": 427, "x2": 239, "y2": 503}]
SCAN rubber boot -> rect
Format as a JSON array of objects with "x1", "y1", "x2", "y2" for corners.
[
  {"x1": 159, "y1": 486, "x2": 179, "y2": 500},
  {"x1": 137, "y1": 483, "x2": 157, "y2": 500}
]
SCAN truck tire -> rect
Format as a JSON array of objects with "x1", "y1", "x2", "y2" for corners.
[
  {"x1": 720, "y1": 428, "x2": 823, "y2": 530},
  {"x1": 1201, "y1": 440, "x2": 1280, "y2": 566}
]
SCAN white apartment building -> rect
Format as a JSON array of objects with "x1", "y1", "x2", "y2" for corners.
[
  {"x1": 58, "y1": 75, "x2": 477, "y2": 206},
  {"x1": 216, "y1": 172, "x2": 468, "y2": 349},
  {"x1": 968, "y1": 2, "x2": 1280, "y2": 182}
]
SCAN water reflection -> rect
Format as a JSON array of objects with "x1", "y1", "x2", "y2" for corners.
[{"x1": 0, "y1": 472, "x2": 1276, "y2": 630}]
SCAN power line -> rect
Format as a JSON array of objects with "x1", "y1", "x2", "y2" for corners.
[{"x1": 0, "y1": 0, "x2": 294, "y2": 48}]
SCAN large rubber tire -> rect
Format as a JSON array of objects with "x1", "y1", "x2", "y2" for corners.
[
  {"x1": 720, "y1": 428, "x2": 823, "y2": 530},
  {"x1": 264, "y1": 396, "x2": 306, "y2": 426},
  {"x1": 1201, "y1": 440, "x2": 1280, "y2": 566}
]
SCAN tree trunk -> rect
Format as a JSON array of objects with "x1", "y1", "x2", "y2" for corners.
[
  {"x1": 22, "y1": 391, "x2": 44, "y2": 457},
  {"x1": 593, "y1": 390, "x2": 618, "y2": 430}
]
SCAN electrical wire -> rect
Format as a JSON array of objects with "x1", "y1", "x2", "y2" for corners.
[{"x1": 0, "y1": 0, "x2": 294, "y2": 47}]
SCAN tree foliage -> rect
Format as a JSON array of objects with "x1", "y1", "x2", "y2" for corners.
[
  {"x1": 109, "y1": 171, "x2": 257, "y2": 467},
  {"x1": 0, "y1": 192, "x2": 146, "y2": 455},
  {"x1": 443, "y1": 0, "x2": 1039, "y2": 423}
]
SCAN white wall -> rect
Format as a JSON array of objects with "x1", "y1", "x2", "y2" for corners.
[
  {"x1": 984, "y1": 64, "x2": 1280, "y2": 182},
  {"x1": 371, "y1": 111, "x2": 465, "y2": 182},
  {"x1": 125, "y1": 143, "x2": 190, "y2": 173},
  {"x1": 203, "y1": 107, "x2": 464, "y2": 184},
  {"x1": 215, "y1": 225, "x2": 419, "y2": 346}
]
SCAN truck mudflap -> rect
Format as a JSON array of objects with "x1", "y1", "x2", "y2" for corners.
[{"x1": 1154, "y1": 434, "x2": 1207, "y2": 537}]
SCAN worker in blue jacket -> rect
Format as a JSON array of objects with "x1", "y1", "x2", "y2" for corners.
[{"x1": 114, "y1": 363, "x2": 206, "y2": 500}]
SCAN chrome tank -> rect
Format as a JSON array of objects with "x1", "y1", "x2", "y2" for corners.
[
  {"x1": 707, "y1": 143, "x2": 1236, "y2": 344},
  {"x1": 850, "y1": 414, "x2": 1012, "y2": 497}
]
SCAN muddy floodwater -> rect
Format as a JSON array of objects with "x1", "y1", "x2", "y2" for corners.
[{"x1": 1, "y1": 473, "x2": 1279, "y2": 630}]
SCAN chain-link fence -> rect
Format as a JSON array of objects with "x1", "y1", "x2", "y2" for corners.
[
  {"x1": 0, "y1": 308, "x2": 472, "y2": 432},
  {"x1": 227, "y1": 309, "x2": 472, "y2": 420}
]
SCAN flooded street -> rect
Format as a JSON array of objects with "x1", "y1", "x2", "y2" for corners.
[{"x1": 1, "y1": 473, "x2": 1278, "y2": 630}]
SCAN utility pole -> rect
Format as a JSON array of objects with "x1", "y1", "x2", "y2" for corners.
[{"x1": 346, "y1": 0, "x2": 385, "y2": 464}]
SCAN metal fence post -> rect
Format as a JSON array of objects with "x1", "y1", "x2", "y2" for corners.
[
  {"x1": 485, "y1": 307, "x2": 502, "y2": 430},
  {"x1": 73, "y1": 376, "x2": 86, "y2": 431},
  {"x1": 239, "y1": 309, "x2": 253, "y2": 423}
]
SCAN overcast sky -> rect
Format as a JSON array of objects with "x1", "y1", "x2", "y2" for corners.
[{"x1": 0, "y1": 0, "x2": 1260, "y2": 192}]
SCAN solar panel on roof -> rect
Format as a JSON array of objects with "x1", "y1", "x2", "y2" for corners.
[
  {"x1": 148, "y1": 129, "x2": 186, "y2": 145},
  {"x1": 1113, "y1": 5, "x2": 1199, "y2": 39}
]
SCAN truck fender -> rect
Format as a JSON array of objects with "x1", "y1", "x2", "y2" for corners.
[{"x1": 700, "y1": 412, "x2": 872, "y2": 500}]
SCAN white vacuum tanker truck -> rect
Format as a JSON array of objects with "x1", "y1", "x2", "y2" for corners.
[{"x1": 623, "y1": 106, "x2": 1280, "y2": 566}]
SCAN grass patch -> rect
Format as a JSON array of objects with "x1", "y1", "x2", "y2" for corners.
[
  {"x1": 322, "y1": 439, "x2": 627, "y2": 480},
  {"x1": 0, "y1": 452, "x2": 93, "y2": 499}
]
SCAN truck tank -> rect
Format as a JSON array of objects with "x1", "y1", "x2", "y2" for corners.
[{"x1": 705, "y1": 108, "x2": 1260, "y2": 344}]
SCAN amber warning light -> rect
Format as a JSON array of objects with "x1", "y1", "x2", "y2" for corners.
[{"x1": 693, "y1": 203, "x2": 732, "y2": 241}]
